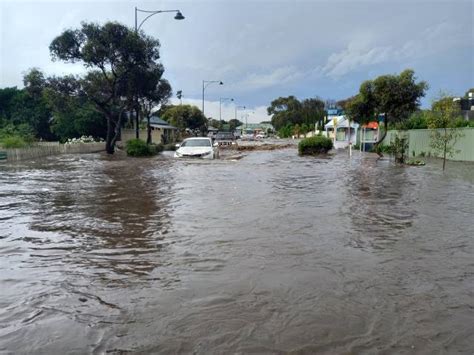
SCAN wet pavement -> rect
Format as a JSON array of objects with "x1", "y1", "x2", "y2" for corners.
[{"x1": 0, "y1": 148, "x2": 473, "y2": 354}]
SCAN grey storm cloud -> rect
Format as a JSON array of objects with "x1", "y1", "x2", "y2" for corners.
[{"x1": 1, "y1": 0, "x2": 472, "y2": 122}]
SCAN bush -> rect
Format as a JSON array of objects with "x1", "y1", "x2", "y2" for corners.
[
  {"x1": 0, "y1": 135, "x2": 28, "y2": 148},
  {"x1": 298, "y1": 136, "x2": 333, "y2": 155},
  {"x1": 126, "y1": 139, "x2": 161, "y2": 157},
  {"x1": 389, "y1": 133, "x2": 409, "y2": 163},
  {"x1": 163, "y1": 143, "x2": 177, "y2": 151}
]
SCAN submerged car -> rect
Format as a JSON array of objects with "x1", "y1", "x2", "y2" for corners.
[{"x1": 174, "y1": 137, "x2": 219, "y2": 159}]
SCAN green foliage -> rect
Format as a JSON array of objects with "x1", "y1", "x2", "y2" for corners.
[
  {"x1": 372, "y1": 144, "x2": 392, "y2": 155},
  {"x1": 0, "y1": 136, "x2": 28, "y2": 148},
  {"x1": 298, "y1": 136, "x2": 333, "y2": 155},
  {"x1": 228, "y1": 119, "x2": 243, "y2": 131},
  {"x1": 427, "y1": 94, "x2": 465, "y2": 170},
  {"x1": 126, "y1": 139, "x2": 162, "y2": 157},
  {"x1": 0, "y1": 123, "x2": 35, "y2": 141},
  {"x1": 344, "y1": 69, "x2": 428, "y2": 146},
  {"x1": 161, "y1": 105, "x2": 207, "y2": 131},
  {"x1": 0, "y1": 81, "x2": 53, "y2": 141},
  {"x1": 391, "y1": 110, "x2": 429, "y2": 130},
  {"x1": 208, "y1": 118, "x2": 222, "y2": 130},
  {"x1": 389, "y1": 133, "x2": 409, "y2": 164},
  {"x1": 44, "y1": 85, "x2": 107, "y2": 142},
  {"x1": 278, "y1": 124, "x2": 293, "y2": 138},
  {"x1": 452, "y1": 117, "x2": 474, "y2": 128},
  {"x1": 49, "y1": 22, "x2": 168, "y2": 154},
  {"x1": 268, "y1": 96, "x2": 324, "y2": 131}
]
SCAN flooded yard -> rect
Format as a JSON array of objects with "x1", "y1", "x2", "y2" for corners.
[{"x1": 0, "y1": 148, "x2": 473, "y2": 354}]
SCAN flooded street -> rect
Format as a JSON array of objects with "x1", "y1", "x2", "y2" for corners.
[{"x1": 0, "y1": 148, "x2": 473, "y2": 354}]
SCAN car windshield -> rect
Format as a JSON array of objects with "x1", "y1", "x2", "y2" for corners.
[
  {"x1": 181, "y1": 139, "x2": 211, "y2": 147},
  {"x1": 216, "y1": 133, "x2": 233, "y2": 139}
]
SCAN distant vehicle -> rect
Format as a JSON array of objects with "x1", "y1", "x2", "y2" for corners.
[
  {"x1": 215, "y1": 132, "x2": 236, "y2": 146},
  {"x1": 174, "y1": 137, "x2": 219, "y2": 159},
  {"x1": 241, "y1": 129, "x2": 255, "y2": 141}
]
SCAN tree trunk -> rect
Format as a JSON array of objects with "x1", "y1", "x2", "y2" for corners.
[
  {"x1": 374, "y1": 116, "x2": 388, "y2": 157},
  {"x1": 147, "y1": 116, "x2": 152, "y2": 145},
  {"x1": 105, "y1": 116, "x2": 115, "y2": 154},
  {"x1": 443, "y1": 127, "x2": 447, "y2": 170},
  {"x1": 110, "y1": 109, "x2": 125, "y2": 150},
  {"x1": 135, "y1": 105, "x2": 140, "y2": 139}
]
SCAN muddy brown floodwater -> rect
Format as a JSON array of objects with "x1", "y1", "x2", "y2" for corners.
[{"x1": 0, "y1": 149, "x2": 473, "y2": 354}]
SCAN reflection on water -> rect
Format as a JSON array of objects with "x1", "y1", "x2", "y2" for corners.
[{"x1": 0, "y1": 150, "x2": 473, "y2": 354}]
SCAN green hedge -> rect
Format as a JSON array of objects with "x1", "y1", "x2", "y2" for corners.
[
  {"x1": 298, "y1": 136, "x2": 333, "y2": 155},
  {"x1": 126, "y1": 139, "x2": 163, "y2": 157},
  {"x1": 0, "y1": 136, "x2": 28, "y2": 149}
]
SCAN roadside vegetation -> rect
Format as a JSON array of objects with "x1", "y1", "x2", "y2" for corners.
[
  {"x1": 298, "y1": 135, "x2": 333, "y2": 156},
  {"x1": 427, "y1": 94, "x2": 465, "y2": 170},
  {"x1": 126, "y1": 139, "x2": 163, "y2": 157}
]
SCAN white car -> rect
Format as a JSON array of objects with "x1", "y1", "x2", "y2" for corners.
[{"x1": 174, "y1": 137, "x2": 219, "y2": 159}]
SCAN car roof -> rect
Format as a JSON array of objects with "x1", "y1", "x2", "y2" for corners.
[{"x1": 184, "y1": 137, "x2": 211, "y2": 140}]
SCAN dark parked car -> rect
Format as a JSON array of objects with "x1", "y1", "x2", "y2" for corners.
[{"x1": 214, "y1": 132, "x2": 236, "y2": 146}]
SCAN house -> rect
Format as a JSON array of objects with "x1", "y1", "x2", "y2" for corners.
[
  {"x1": 120, "y1": 115, "x2": 177, "y2": 145},
  {"x1": 149, "y1": 116, "x2": 177, "y2": 144},
  {"x1": 454, "y1": 93, "x2": 474, "y2": 121},
  {"x1": 324, "y1": 115, "x2": 359, "y2": 149}
]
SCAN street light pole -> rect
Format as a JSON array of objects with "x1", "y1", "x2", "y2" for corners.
[
  {"x1": 219, "y1": 98, "x2": 234, "y2": 121},
  {"x1": 133, "y1": 7, "x2": 185, "y2": 139},
  {"x1": 135, "y1": 7, "x2": 185, "y2": 32},
  {"x1": 235, "y1": 105, "x2": 246, "y2": 120},
  {"x1": 202, "y1": 80, "x2": 223, "y2": 117}
]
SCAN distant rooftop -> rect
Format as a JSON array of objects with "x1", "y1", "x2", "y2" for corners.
[{"x1": 150, "y1": 116, "x2": 176, "y2": 129}]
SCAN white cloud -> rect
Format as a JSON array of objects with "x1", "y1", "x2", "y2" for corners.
[
  {"x1": 321, "y1": 21, "x2": 471, "y2": 79},
  {"x1": 230, "y1": 65, "x2": 305, "y2": 91}
]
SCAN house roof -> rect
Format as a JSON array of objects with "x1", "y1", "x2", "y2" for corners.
[
  {"x1": 362, "y1": 122, "x2": 379, "y2": 129},
  {"x1": 324, "y1": 115, "x2": 359, "y2": 129},
  {"x1": 149, "y1": 115, "x2": 177, "y2": 129}
]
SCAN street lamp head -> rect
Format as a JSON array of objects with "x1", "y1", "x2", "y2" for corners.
[{"x1": 174, "y1": 11, "x2": 185, "y2": 20}]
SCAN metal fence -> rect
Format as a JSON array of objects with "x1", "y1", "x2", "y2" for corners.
[{"x1": 382, "y1": 128, "x2": 474, "y2": 161}]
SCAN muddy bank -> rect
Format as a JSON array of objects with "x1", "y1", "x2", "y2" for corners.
[{"x1": 236, "y1": 142, "x2": 295, "y2": 151}]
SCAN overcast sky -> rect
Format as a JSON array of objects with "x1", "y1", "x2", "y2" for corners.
[{"x1": 1, "y1": 0, "x2": 473, "y2": 123}]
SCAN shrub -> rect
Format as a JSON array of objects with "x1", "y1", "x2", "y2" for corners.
[
  {"x1": 126, "y1": 139, "x2": 161, "y2": 157},
  {"x1": 0, "y1": 136, "x2": 28, "y2": 148},
  {"x1": 163, "y1": 143, "x2": 177, "y2": 151},
  {"x1": 371, "y1": 144, "x2": 391, "y2": 155},
  {"x1": 389, "y1": 133, "x2": 409, "y2": 164},
  {"x1": 298, "y1": 136, "x2": 333, "y2": 155}
]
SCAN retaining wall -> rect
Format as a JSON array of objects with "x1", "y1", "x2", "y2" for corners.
[{"x1": 2, "y1": 142, "x2": 106, "y2": 162}]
